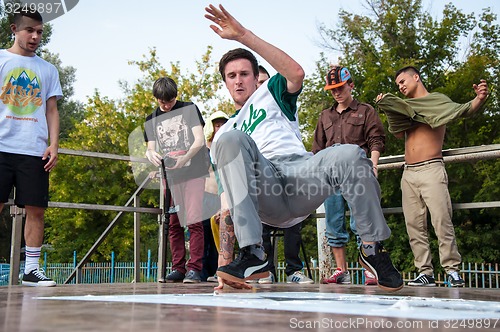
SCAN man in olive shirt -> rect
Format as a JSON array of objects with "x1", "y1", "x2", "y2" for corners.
[{"x1": 377, "y1": 66, "x2": 489, "y2": 287}]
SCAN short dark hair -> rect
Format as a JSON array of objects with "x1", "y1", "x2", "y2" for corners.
[
  {"x1": 152, "y1": 77, "x2": 177, "y2": 101},
  {"x1": 258, "y1": 65, "x2": 270, "y2": 78},
  {"x1": 395, "y1": 66, "x2": 420, "y2": 81},
  {"x1": 13, "y1": 9, "x2": 43, "y2": 25},
  {"x1": 219, "y1": 48, "x2": 259, "y2": 82}
]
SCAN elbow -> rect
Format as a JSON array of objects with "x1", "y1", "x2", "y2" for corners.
[
  {"x1": 295, "y1": 66, "x2": 305, "y2": 83},
  {"x1": 287, "y1": 66, "x2": 305, "y2": 93}
]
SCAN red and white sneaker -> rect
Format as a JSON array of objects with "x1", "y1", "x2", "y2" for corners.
[
  {"x1": 323, "y1": 268, "x2": 351, "y2": 284},
  {"x1": 364, "y1": 269, "x2": 378, "y2": 285}
]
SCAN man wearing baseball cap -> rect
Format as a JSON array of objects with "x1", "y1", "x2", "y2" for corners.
[{"x1": 313, "y1": 65, "x2": 386, "y2": 286}]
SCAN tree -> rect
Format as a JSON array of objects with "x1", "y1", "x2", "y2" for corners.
[
  {"x1": 41, "y1": 50, "x2": 84, "y2": 139},
  {"x1": 300, "y1": 0, "x2": 500, "y2": 270},
  {"x1": 45, "y1": 47, "x2": 231, "y2": 262}
]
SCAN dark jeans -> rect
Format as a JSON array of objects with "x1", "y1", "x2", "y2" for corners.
[
  {"x1": 169, "y1": 213, "x2": 204, "y2": 273},
  {"x1": 262, "y1": 222, "x2": 303, "y2": 276},
  {"x1": 201, "y1": 218, "x2": 218, "y2": 280}
]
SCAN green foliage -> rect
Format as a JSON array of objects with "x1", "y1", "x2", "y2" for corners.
[
  {"x1": 40, "y1": 50, "x2": 84, "y2": 139},
  {"x1": 45, "y1": 95, "x2": 141, "y2": 262},
  {"x1": 45, "y1": 47, "x2": 230, "y2": 262}
]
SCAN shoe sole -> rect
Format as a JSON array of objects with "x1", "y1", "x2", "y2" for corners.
[
  {"x1": 323, "y1": 280, "x2": 351, "y2": 284},
  {"x1": 183, "y1": 280, "x2": 201, "y2": 284},
  {"x1": 408, "y1": 283, "x2": 436, "y2": 287},
  {"x1": 217, "y1": 271, "x2": 270, "y2": 283},
  {"x1": 22, "y1": 281, "x2": 56, "y2": 287},
  {"x1": 358, "y1": 257, "x2": 403, "y2": 292}
]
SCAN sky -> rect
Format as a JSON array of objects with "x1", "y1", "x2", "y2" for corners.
[{"x1": 44, "y1": 0, "x2": 499, "y2": 103}]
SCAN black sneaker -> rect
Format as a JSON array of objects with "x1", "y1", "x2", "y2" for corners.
[
  {"x1": 217, "y1": 246, "x2": 270, "y2": 283},
  {"x1": 22, "y1": 268, "x2": 56, "y2": 287},
  {"x1": 164, "y1": 270, "x2": 185, "y2": 283},
  {"x1": 408, "y1": 273, "x2": 436, "y2": 287},
  {"x1": 448, "y1": 271, "x2": 465, "y2": 287},
  {"x1": 358, "y1": 243, "x2": 403, "y2": 291},
  {"x1": 183, "y1": 270, "x2": 201, "y2": 283}
]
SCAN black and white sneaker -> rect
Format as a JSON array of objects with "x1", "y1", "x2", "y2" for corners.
[
  {"x1": 217, "y1": 245, "x2": 270, "y2": 283},
  {"x1": 22, "y1": 268, "x2": 56, "y2": 287},
  {"x1": 183, "y1": 270, "x2": 201, "y2": 283},
  {"x1": 408, "y1": 273, "x2": 436, "y2": 287},
  {"x1": 358, "y1": 243, "x2": 403, "y2": 291},
  {"x1": 163, "y1": 270, "x2": 185, "y2": 283},
  {"x1": 448, "y1": 271, "x2": 465, "y2": 287}
]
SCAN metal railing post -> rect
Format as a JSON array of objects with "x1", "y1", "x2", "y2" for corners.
[
  {"x1": 133, "y1": 194, "x2": 141, "y2": 283},
  {"x1": 315, "y1": 203, "x2": 332, "y2": 283},
  {"x1": 157, "y1": 171, "x2": 168, "y2": 283},
  {"x1": 9, "y1": 204, "x2": 24, "y2": 286},
  {"x1": 146, "y1": 249, "x2": 151, "y2": 281},
  {"x1": 110, "y1": 251, "x2": 115, "y2": 283}
]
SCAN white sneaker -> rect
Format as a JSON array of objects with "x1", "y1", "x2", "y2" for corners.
[
  {"x1": 286, "y1": 271, "x2": 314, "y2": 284},
  {"x1": 258, "y1": 272, "x2": 275, "y2": 284}
]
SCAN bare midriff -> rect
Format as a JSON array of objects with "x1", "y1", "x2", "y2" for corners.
[{"x1": 404, "y1": 123, "x2": 446, "y2": 164}]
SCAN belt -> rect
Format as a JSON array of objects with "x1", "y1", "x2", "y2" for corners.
[{"x1": 404, "y1": 158, "x2": 443, "y2": 169}]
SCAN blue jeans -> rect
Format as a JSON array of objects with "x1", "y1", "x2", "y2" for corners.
[{"x1": 324, "y1": 192, "x2": 360, "y2": 248}]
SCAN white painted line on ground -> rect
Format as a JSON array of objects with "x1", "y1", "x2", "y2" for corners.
[{"x1": 36, "y1": 292, "x2": 500, "y2": 320}]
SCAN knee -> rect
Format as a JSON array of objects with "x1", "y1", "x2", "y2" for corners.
[
  {"x1": 214, "y1": 131, "x2": 249, "y2": 161},
  {"x1": 333, "y1": 144, "x2": 364, "y2": 163},
  {"x1": 25, "y1": 206, "x2": 45, "y2": 221},
  {"x1": 217, "y1": 130, "x2": 248, "y2": 147}
]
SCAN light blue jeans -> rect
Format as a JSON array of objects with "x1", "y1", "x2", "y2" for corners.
[{"x1": 324, "y1": 192, "x2": 361, "y2": 248}]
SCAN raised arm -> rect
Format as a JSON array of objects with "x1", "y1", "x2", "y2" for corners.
[
  {"x1": 469, "y1": 79, "x2": 489, "y2": 114},
  {"x1": 205, "y1": 4, "x2": 304, "y2": 93}
]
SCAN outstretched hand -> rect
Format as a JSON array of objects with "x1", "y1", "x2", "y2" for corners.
[
  {"x1": 473, "y1": 79, "x2": 489, "y2": 101},
  {"x1": 214, "y1": 275, "x2": 253, "y2": 290},
  {"x1": 375, "y1": 93, "x2": 388, "y2": 103},
  {"x1": 204, "y1": 4, "x2": 246, "y2": 41}
]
